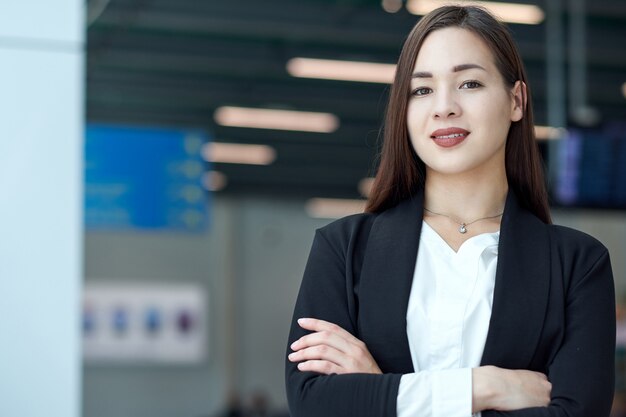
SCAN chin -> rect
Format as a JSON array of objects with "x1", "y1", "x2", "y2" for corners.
[
  {"x1": 422, "y1": 157, "x2": 488, "y2": 176},
  {"x1": 428, "y1": 166, "x2": 476, "y2": 176}
]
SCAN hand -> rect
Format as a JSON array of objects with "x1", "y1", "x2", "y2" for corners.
[
  {"x1": 288, "y1": 318, "x2": 382, "y2": 375},
  {"x1": 472, "y1": 366, "x2": 552, "y2": 413}
]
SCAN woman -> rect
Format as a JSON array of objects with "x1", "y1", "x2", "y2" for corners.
[{"x1": 285, "y1": 5, "x2": 615, "y2": 417}]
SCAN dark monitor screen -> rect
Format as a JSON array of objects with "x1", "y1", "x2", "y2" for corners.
[{"x1": 552, "y1": 122, "x2": 626, "y2": 209}]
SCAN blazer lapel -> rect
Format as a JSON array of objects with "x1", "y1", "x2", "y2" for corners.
[
  {"x1": 480, "y1": 191, "x2": 551, "y2": 368},
  {"x1": 357, "y1": 189, "x2": 550, "y2": 372},
  {"x1": 358, "y1": 192, "x2": 424, "y2": 373}
]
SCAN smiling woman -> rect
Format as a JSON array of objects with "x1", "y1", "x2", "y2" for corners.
[{"x1": 285, "y1": 5, "x2": 615, "y2": 417}]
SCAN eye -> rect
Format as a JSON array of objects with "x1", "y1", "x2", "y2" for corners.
[
  {"x1": 460, "y1": 80, "x2": 482, "y2": 89},
  {"x1": 411, "y1": 87, "x2": 432, "y2": 96}
]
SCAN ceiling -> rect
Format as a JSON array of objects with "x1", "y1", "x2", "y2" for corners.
[{"x1": 86, "y1": 0, "x2": 626, "y2": 200}]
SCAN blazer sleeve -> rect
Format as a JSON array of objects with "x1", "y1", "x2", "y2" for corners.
[
  {"x1": 483, "y1": 246, "x2": 616, "y2": 417},
  {"x1": 285, "y1": 227, "x2": 402, "y2": 417}
]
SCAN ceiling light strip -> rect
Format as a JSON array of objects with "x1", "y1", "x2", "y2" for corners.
[
  {"x1": 287, "y1": 58, "x2": 396, "y2": 84},
  {"x1": 203, "y1": 142, "x2": 276, "y2": 165},
  {"x1": 202, "y1": 171, "x2": 227, "y2": 192},
  {"x1": 214, "y1": 106, "x2": 339, "y2": 133},
  {"x1": 534, "y1": 125, "x2": 567, "y2": 140},
  {"x1": 305, "y1": 198, "x2": 367, "y2": 219},
  {"x1": 406, "y1": 0, "x2": 544, "y2": 25}
]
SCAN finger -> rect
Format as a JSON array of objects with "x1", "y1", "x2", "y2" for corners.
[
  {"x1": 544, "y1": 380, "x2": 552, "y2": 392},
  {"x1": 290, "y1": 333, "x2": 379, "y2": 374},
  {"x1": 291, "y1": 330, "x2": 352, "y2": 355},
  {"x1": 297, "y1": 360, "x2": 343, "y2": 375},
  {"x1": 297, "y1": 318, "x2": 360, "y2": 344},
  {"x1": 288, "y1": 345, "x2": 345, "y2": 368}
]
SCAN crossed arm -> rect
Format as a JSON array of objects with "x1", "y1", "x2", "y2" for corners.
[{"x1": 288, "y1": 317, "x2": 552, "y2": 414}]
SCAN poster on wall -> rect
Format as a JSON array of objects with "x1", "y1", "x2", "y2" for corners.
[
  {"x1": 82, "y1": 282, "x2": 208, "y2": 365},
  {"x1": 85, "y1": 124, "x2": 210, "y2": 232}
]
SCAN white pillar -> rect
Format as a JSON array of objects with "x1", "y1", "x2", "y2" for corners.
[{"x1": 0, "y1": 1, "x2": 84, "y2": 417}]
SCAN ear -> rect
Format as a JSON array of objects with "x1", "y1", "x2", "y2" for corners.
[{"x1": 510, "y1": 80, "x2": 526, "y2": 122}]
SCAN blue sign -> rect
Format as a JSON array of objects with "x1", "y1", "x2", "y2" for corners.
[{"x1": 85, "y1": 124, "x2": 210, "y2": 231}]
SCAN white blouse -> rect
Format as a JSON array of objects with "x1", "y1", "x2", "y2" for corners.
[{"x1": 396, "y1": 221, "x2": 500, "y2": 417}]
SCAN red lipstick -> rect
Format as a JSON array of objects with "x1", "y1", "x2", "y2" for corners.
[{"x1": 430, "y1": 127, "x2": 470, "y2": 148}]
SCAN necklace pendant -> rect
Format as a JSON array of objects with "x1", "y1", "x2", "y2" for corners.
[{"x1": 459, "y1": 223, "x2": 467, "y2": 234}]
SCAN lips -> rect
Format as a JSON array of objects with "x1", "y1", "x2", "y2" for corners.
[{"x1": 430, "y1": 127, "x2": 470, "y2": 148}]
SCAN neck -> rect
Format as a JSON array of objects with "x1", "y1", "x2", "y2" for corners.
[{"x1": 423, "y1": 166, "x2": 508, "y2": 223}]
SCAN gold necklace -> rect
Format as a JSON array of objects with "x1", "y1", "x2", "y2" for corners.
[{"x1": 423, "y1": 207, "x2": 503, "y2": 234}]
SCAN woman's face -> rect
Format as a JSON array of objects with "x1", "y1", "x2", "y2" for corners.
[{"x1": 407, "y1": 27, "x2": 524, "y2": 177}]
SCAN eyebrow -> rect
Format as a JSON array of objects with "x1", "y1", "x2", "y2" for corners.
[{"x1": 411, "y1": 63, "x2": 487, "y2": 78}]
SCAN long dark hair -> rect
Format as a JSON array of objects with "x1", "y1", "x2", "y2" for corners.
[{"x1": 365, "y1": 5, "x2": 551, "y2": 224}]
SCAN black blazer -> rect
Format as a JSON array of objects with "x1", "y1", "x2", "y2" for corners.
[{"x1": 285, "y1": 189, "x2": 616, "y2": 417}]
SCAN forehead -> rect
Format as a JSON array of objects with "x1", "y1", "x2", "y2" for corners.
[{"x1": 413, "y1": 27, "x2": 497, "y2": 73}]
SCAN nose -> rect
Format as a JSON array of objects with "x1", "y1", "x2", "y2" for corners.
[{"x1": 433, "y1": 89, "x2": 461, "y2": 119}]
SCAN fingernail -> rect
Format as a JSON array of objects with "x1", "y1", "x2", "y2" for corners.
[
  {"x1": 297, "y1": 318, "x2": 310, "y2": 324},
  {"x1": 290, "y1": 341, "x2": 297, "y2": 349},
  {"x1": 288, "y1": 353, "x2": 295, "y2": 359}
]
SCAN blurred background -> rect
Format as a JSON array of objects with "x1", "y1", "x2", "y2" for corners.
[{"x1": 2, "y1": 0, "x2": 626, "y2": 416}]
